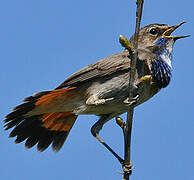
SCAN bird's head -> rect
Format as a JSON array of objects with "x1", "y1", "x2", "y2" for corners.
[
  {"x1": 129, "y1": 22, "x2": 189, "y2": 89},
  {"x1": 129, "y1": 22, "x2": 189, "y2": 51}
]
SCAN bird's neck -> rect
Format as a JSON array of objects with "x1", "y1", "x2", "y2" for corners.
[
  {"x1": 154, "y1": 38, "x2": 173, "y2": 68},
  {"x1": 151, "y1": 38, "x2": 173, "y2": 88}
]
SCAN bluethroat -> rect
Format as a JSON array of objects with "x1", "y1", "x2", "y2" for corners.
[{"x1": 4, "y1": 22, "x2": 188, "y2": 160}]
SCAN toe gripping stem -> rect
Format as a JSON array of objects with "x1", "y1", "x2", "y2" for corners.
[{"x1": 124, "y1": 82, "x2": 139, "y2": 106}]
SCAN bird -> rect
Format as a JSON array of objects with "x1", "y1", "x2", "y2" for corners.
[{"x1": 4, "y1": 22, "x2": 188, "y2": 155}]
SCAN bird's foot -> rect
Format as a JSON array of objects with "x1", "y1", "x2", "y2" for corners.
[
  {"x1": 124, "y1": 83, "x2": 139, "y2": 106},
  {"x1": 121, "y1": 161, "x2": 133, "y2": 175},
  {"x1": 124, "y1": 95, "x2": 139, "y2": 106}
]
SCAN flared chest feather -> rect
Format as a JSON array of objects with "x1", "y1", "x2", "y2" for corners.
[{"x1": 150, "y1": 38, "x2": 173, "y2": 88}]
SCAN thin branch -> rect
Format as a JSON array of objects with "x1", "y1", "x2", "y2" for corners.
[{"x1": 119, "y1": 0, "x2": 144, "y2": 180}]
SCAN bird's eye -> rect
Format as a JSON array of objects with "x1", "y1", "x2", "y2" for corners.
[{"x1": 149, "y1": 28, "x2": 158, "y2": 35}]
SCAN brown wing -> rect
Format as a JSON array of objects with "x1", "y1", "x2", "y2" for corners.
[{"x1": 56, "y1": 50, "x2": 130, "y2": 89}]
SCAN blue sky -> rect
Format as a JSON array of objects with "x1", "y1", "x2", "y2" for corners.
[{"x1": 1, "y1": 0, "x2": 194, "y2": 180}]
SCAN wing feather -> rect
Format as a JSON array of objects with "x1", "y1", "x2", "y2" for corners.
[{"x1": 56, "y1": 50, "x2": 130, "y2": 89}]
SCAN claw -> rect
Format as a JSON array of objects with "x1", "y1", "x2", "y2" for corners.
[
  {"x1": 122, "y1": 161, "x2": 133, "y2": 175},
  {"x1": 124, "y1": 80, "x2": 139, "y2": 106},
  {"x1": 124, "y1": 94, "x2": 139, "y2": 106}
]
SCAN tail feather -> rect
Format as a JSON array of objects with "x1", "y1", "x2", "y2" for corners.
[
  {"x1": 5, "y1": 102, "x2": 35, "y2": 123},
  {"x1": 52, "y1": 131, "x2": 68, "y2": 152},
  {"x1": 23, "y1": 91, "x2": 51, "y2": 102},
  {"x1": 4, "y1": 88, "x2": 78, "y2": 152},
  {"x1": 4, "y1": 117, "x2": 23, "y2": 130},
  {"x1": 15, "y1": 134, "x2": 29, "y2": 144},
  {"x1": 25, "y1": 136, "x2": 39, "y2": 149}
]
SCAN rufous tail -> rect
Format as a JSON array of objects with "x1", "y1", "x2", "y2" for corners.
[{"x1": 4, "y1": 88, "x2": 78, "y2": 152}]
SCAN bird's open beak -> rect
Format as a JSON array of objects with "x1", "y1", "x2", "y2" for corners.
[{"x1": 162, "y1": 21, "x2": 190, "y2": 40}]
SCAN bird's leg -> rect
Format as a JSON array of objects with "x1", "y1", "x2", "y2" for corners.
[{"x1": 91, "y1": 115, "x2": 124, "y2": 164}]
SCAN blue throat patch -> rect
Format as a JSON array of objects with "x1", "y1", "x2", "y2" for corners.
[{"x1": 151, "y1": 38, "x2": 172, "y2": 88}]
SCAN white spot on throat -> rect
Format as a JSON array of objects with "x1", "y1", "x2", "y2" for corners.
[
  {"x1": 155, "y1": 38, "x2": 174, "y2": 69},
  {"x1": 162, "y1": 40, "x2": 174, "y2": 68},
  {"x1": 160, "y1": 51, "x2": 172, "y2": 68}
]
